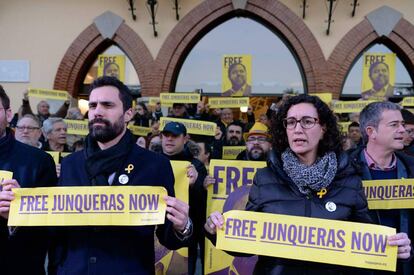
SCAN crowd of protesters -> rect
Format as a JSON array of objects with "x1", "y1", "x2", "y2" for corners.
[{"x1": 0, "y1": 78, "x2": 414, "y2": 275}]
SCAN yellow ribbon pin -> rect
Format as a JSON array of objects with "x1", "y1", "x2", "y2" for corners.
[
  {"x1": 317, "y1": 188, "x2": 327, "y2": 198},
  {"x1": 125, "y1": 164, "x2": 134, "y2": 174}
]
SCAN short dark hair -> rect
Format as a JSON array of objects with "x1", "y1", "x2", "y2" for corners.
[
  {"x1": 271, "y1": 94, "x2": 342, "y2": 156},
  {"x1": 348, "y1": 121, "x2": 360, "y2": 130},
  {"x1": 369, "y1": 61, "x2": 389, "y2": 77},
  {"x1": 0, "y1": 85, "x2": 10, "y2": 109},
  {"x1": 227, "y1": 62, "x2": 246, "y2": 79},
  {"x1": 88, "y1": 76, "x2": 132, "y2": 112}
]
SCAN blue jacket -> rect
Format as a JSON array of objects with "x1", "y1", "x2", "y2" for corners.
[
  {"x1": 0, "y1": 129, "x2": 57, "y2": 275},
  {"x1": 349, "y1": 147, "x2": 414, "y2": 275},
  {"x1": 50, "y1": 144, "x2": 188, "y2": 275}
]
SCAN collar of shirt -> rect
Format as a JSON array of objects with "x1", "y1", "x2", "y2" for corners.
[{"x1": 364, "y1": 148, "x2": 397, "y2": 171}]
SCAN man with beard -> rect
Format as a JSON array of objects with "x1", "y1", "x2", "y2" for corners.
[
  {"x1": 236, "y1": 122, "x2": 271, "y2": 161},
  {"x1": 211, "y1": 122, "x2": 244, "y2": 159},
  {"x1": 0, "y1": 85, "x2": 57, "y2": 275},
  {"x1": 48, "y1": 76, "x2": 192, "y2": 274},
  {"x1": 362, "y1": 61, "x2": 394, "y2": 100},
  {"x1": 222, "y1": 63, "x2": 252, "y2": 97}
]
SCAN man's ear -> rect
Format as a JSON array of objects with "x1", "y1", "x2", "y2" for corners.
[
  {"x1": 124, "y1": 108, "x2": 134, "y2": 123},
  {"x1": 6, "y1": 108, "x2": 12, "y2": 123},
  {"x1": 366, "y1": 126, "x2": 376, "y2": 140}
]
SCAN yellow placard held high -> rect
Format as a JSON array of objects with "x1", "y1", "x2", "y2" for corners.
[
  {"x1": 222, "y1": 55, "x2": 252, "y2": 97},
  {"x1": 401, "y1": 97, "x2": 414, "y2": 107},
  {"x1": 332, "y1": 100, "x2": 377, "y2": 113},
  {"x1": 361, "y1": 53, "x2": 396, "y2": 100},
  {"x1": 338, "y1": 122, "x2": 352, "y2": 134},
  {"x1": 8, "y1": 186, "x2": 167, "y2": 226},
  {"x1": 160, "y1": 93, "x2": 200, "y2": 105},
  {"x1": 208, "y1": 97, "x2": 250, "y2": 109},
  {"x1": 148, "y1": 97, "x2": 160, "y2": 106},
  {"x1": 160, "y1": 117, "x2": 216, "y2": 136},
  {"x1": 97, "y1": 55, "x2": 126, "y2": 82},
  {"x1": 363, "y1": 179, "x2": 414, "y2": 209},
  {"x1": 310, "y1": 93, "x2": 333, "y2": 105},
  {"x1": 217, "y1": 210, "x2": 397, "y2": 272},
  {"x1": 28, "y1": 88, "x2": 69, "y2": 101},
  {"x1": 64, "y1": 119, "x2": 89, "y2": 136}
]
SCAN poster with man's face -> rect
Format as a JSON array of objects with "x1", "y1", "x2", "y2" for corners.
[
  {"x1": 222, "y1": 55, "x2": 252, "y2": 97},
  {"x1": 97, "y1": 54, "x2": 126, "y2": 82},
  {"x1": 361, "y1": 53, "x2": 396, "y2": 100}
]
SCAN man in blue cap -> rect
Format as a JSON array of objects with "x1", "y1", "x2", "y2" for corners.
[{"x1": 161, "y1": 121, "x2": 208, "y2": 275}]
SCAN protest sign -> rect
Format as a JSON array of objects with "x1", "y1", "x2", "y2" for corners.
[
  {"x1": 222, "y1": 55, "x2": 252, "y2": 97},
  {"x1": 160, "y1": 117, "x2": 216, "y2": 136},
  {"x1": 208, "y1": 97, "x2": 249, "y2": 109},
  {"x1": 97, "y1": 54, "x2": 125, "y2": 82},
  {"x1": 160, "y1": 93, "x2": 200, "y2": 105},
  {"x1": 222, "y1": 146, "x2": 246, "y2": 160},
  {"x1": 363, "y1": 179, "x2": 414, "y2": 209},
  {"x1": 28, "y1": 88, "x2": 69, "y2": 100},
  {"x1": 64, "y1": 119, "x2": 89, "y2": 136}
]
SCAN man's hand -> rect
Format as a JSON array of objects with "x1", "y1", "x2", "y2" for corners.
[
  {"x1": 203, "y1": 175, "x2": 216, "y2": 190},
  {"x1": 163, "y1": 196, "x2": 189, "y2": 232},
  {"x1": 187, "y1": 164, "x2": 198, "y2": 186},
  {"x1": 215, "y1": 128, "x2": 223, "y2": 141},
  {"x1": 0, "y1": 179, "x2": 20, "y2": 219},
  {"x1": 388, "y1": 232, "x2": 411, "y2": 259}
]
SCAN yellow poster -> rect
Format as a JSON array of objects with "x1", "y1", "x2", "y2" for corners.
[
  {"x1": 217, "y1": 210, "x2": 397, "y2": 272},
  {"x1": 338, "y1": 122, "x2": 352, "y2": 134},
  {"x1": 8, "y1": 186, "x2": 167, "y2": 226},
  {"x1": 155, "y1": 161, "x2": 189, "y2": 275},
  {"x1": 222, "y1": 55, "x2": 252, "y2": 97},
  {"x1": 332, "y1": 100, "x2": 377, "y2": 113},
  {"x1": 160, "y1": 93, "x2": 200, "y2": 105},
  {"x1": 46, "y1": 151, "x2": 60, "y2": 164},
  {"x1": 363, "y1": 179, "x2": 414, "y2": 209},
  {"x1": 28, "y1": 88, "x2": 69, "y2": 101},
  {"x1": 148, "y1": 97, "x2": 160, "y2": 106},
  {"x1": 160, "y1": 117, "x2": 216, "y2": 136},
  {"x1": 205, "y1": 160, "x2": 266, "y2": 275},
  {"x1": 97, "y1": 55, "x2": 126, "y2": 82},
  {"x1": 128, "y1": 125, "x2": 152, "y2": 137},
  {"x1": 64, "y1": 119, "x2": 89, "y2": 136},
  {"x1": 401, "y1": 97, "x2": 414, "y2": 107},
  {"x1": 208, "y1": 97, "x2": 249, "y2": 109},
  {"x1": 310, "y1": 93, "x2": 333, "y2": 105},
  {"x1": 222, "y1": 146, "x2": 246, "y2": 160},
  {"x1": 361, "y1": 53, "x2": 396, "y2": 100}
]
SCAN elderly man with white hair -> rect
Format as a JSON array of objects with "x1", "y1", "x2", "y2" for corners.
[{"x1": 42, "y1": 117, "x2": 69, "y2": 152}]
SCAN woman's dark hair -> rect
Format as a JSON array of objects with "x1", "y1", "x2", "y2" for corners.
[
  {"x1": 137, "y1": 102, "x2": 148, "y2": 114},
  {"x1": 271, "y1": 94, "x2": 341, "y2": 156}
]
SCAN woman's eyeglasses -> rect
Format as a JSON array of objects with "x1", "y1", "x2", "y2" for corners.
[{"x1": 283, "y1": 117, "x2": 319, "y2": 130}]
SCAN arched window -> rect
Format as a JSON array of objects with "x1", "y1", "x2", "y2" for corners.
[
  {"x1": 342, "y1": 44, "x2": 413, "y2": 99},
  {"x1": 175, "y1": 17, "x2": 304, "y2": 96}
]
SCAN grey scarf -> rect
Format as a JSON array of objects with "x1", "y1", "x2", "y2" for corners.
[{"x1": 281, "y1": 148, "x2": 337, "y2": 195}]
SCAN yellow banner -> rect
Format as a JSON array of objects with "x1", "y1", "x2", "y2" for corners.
[
  {"x1": 332, "y1": 100, "x2": 377, "y2": 113},
  {"x1": 361, "y1": 53, "x2": 396, "y2": 100},
  {"x1": 160, "y1": 93, "x2": 200, "y2": 105},
  {"x1": 205, "y1": 160, "x2": 266, "y2": 274},
  {"x1": 61, "y1": 152, "x2": 71, "y2": 158},
  {"x1": 338, "y1": 121, "x2": 352, "y2": 133},
  {"x1": 208, "y1": 97, "x2": 249, "y2": 109},
  {"x1": 310, "y1": 93, "x2": 332, "y2": 105},
  {"x1": 128, "y1": 125, "x2": 152, "y2": 136},
  {"x1": 46, "y1": 151, "x2": 60, "y2": 164},
  {"x1": 217, "y1": 210, "x2": 397, "y2": 271},
  {"x1": 0, "y1": 170, "x2": 13, "y2": 190},
  {"x1": 155, "y1": 161, "x2": 189, "y2": 274},
  {"x1": 148, "y1": 97, "x2": 160, "y2": 106},
  {"x1": 160, "y1": 117, "x2": 216, "y2": 136},
  {"x1": 64, "y1": 119, "x2": 89, "y2": 136},
  {"x1": 8, "y1": 186, "x2": 167, "y2": 226},
  {"x1": 363, "y1": 179, "x2": 414, "y2": 209},
  {"x1": 97, "y1": 54, "x2": 126, "y2": 82},
  {"x1": 28, "y1": 88, "x2": 69, "y2": 100},
  {"x1": 222, "y1": 146, "x2": 245, "y2": 160},
  {"x1": 401, "y1": 97, "x2": 414, "y2": 107},
  {"x1": 222, "y1": 55, "x2": 252, "y2": 97}
]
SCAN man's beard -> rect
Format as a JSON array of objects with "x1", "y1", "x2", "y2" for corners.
[
  {"x1": 89, "y1": 116, "x2": 125, "y2": 143},
  {"x1": 228, "y1": 136, "x2": 241, "y2": 146},
  {"x1": 248, "y1": 147, "x2": 266, "y2": 161}
]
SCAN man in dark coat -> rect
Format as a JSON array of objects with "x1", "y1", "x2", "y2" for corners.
[
  {"x1": 0, "y1": 85, "x2": 58, "y2": 275},
  {"x1": 48, "y1": 76, "x2": 192, "y2": 275},
  {"x1": 350, "y1": 101, "x2": 413, "y2": 274}
]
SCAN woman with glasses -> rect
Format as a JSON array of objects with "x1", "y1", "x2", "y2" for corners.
[{"x1": 205, "y1": 94, "x2": 408, "y2": 274}]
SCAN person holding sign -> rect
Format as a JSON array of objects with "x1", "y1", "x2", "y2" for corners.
[
  {"x1": 205, "y1": 95, "x2": 410, "y2": 273},
  {"x1": 21, "y1": 89, "x2": 70, "y2": 126},
  {"x1": 350, "y1": 102, "x2": 413, "y2": 274},
  {"x1": 0, "y1": 85, "x2": 58, "y2": 275},
  {"x1": 47, "y1": 77, "x2": 192, "y2": 274}
]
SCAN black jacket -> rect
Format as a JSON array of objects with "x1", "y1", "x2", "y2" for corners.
[
  {"x1": 0, "y1": 129, "x2": 57, "y2": 275},
  {"x1": 246, "y1": 150, "x2": 373, "y2": 274}
]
